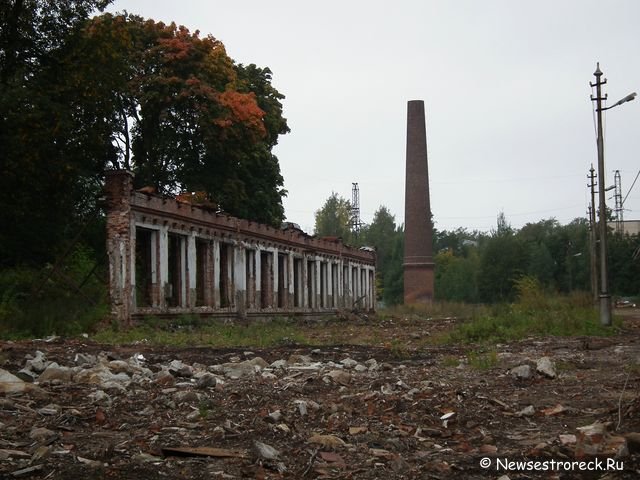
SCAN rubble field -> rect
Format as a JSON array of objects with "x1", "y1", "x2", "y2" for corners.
[{"x1": 1, "y1": 313, "x2": 640, "y2": 479}]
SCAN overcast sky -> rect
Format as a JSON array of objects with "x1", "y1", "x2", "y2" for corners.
[{"x1": 107, "y1": 0, "x2": 640, "y2": 234}]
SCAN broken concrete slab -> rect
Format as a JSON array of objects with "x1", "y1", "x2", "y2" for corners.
[{"x1": 536, "y1": 356, "x2": 557, "y2": 378}]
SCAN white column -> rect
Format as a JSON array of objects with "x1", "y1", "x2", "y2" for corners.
[
  {"x1": 212, "y1": 239, "x2": 220, "y2": 308},
  {"x1": 363, "y1": 265, "x2": 369, "y2": 310},
  {"x1": 159, "y1": 225, "x2": 169, "y2": 308},
  {"x1": 150, "y1": 231, "x2": 158, "y2": 284},
  {"x1": 337, "y1": 260, "x2": 343, "y2": 308},
  {"x1": 180, "y1": 236, "x2": 187, "y2": 307},
  {"x1": 129, "y1": 222, "x2": 136, "y2": 302},
  {"x1": 234, "y1": 245, "x2": 246, "y2": 310},
  {"x1": 187, "y1": 233, "x2": 197, "y2": 308},
  {"x1": 359, "y1": 266, "x2": 364, "y2": 308},
  {"x1": 288, "y1": 252, "x2": 295, "y2": 299},
  {"x1": 345, "y1": 262, "x2": 355, "y2": 309},
  {"x1": 315, "y1": 258, "x2": 321, "y2": 309},
  {"x1": 327, "y1": 262, "x2": 333, "y2": 308},
  {"x1": 370, "y1": 267, "x2": 375, "y2": 309},
  {"x1": 255, "y1": 246, "x2": 262, "y2": 307},
  {"x1": 302, "y1": 256, "x2": 309, "y2": 308},
  {"x1": 272, "y1": 247, "x2": 279, "y2": 308},
  {"x1": 150, "y1": 230, "x2": 158, "y2": 307}
]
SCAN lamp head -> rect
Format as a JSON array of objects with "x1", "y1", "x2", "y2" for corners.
[{"x1": 613, "y1": 92, "x2": 637, "y2": 108}]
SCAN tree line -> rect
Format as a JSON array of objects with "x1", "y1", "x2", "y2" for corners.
[{"x1": 314, "y1": 194, "x2": 640, "y2": 306}]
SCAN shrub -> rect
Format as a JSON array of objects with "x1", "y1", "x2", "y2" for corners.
[
  {"x1": 445, "y1": 290, "x2": 614, "y2": 344},
  {"x1": 0, "y1": 245, "x2": 108, "y2": 337}
]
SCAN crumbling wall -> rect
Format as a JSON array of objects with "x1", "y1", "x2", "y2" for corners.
[{"x1": 105, "y1": 171, "x2": 376, "y2": 325}]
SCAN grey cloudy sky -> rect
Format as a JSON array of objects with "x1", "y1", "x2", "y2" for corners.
[{"x1": 107, "y1": 0, "x2": 640, "y2": 234}]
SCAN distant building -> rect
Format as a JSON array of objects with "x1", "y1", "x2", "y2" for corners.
[{"x1": 608, "y1": 220, "x2": 640, "y2": 236}]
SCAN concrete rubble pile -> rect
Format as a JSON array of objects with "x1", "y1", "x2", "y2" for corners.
[{"x1": 0, "y1": 338, "x2": 639, "y2": 479}]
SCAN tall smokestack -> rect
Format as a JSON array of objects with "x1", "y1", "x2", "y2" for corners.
[{"x1": 403, "y1": 100, "x2": 435, "y2": 304}]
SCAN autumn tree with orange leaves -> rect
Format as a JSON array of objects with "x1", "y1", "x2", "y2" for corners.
[
  {"x1": 68, "y1": 13, "x2": 289, "y2": 224},
  {"x1": 1, "y1": 8, "x2": 289, "y2": 268}
]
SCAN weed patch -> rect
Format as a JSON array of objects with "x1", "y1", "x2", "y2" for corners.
[
  {"x1": 467, "y1": 349, "x2": 498, "y2": 370},
  {"x1": 93, "y1": 318, "x2": 309, "y2": 348}
]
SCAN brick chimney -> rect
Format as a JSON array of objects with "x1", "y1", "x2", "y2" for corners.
[{"x1": 403, "y1": 100, "x2": 434, "y2": 304}]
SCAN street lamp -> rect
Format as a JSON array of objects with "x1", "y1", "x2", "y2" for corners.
[
  {"x1": 590, "y1": 63, "x2": 636, "y2": 326},
  {"x1": 601, "y1": 92, "x2": 637, "y2": 111}
]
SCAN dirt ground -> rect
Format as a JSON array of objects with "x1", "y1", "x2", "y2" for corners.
[{"x1": 1, "y1": 311, "x2": 640, "y2": 479}]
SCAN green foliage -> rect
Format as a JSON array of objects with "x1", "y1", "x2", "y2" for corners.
[
  {"x1": 445, "y1": 291, "x2": 616, "y2": 345},
  {"x1": 478, "y1": 229, "x2": 527, "y2": 302},
  {"x1": 441, "y1": 355, "x2": 460, "y2": 367},
  {"x1": 0, "y1": 245, "x2": 108, "y2": 337},
  {"x1": 356, "y1": 207, "x2": 637, "y2": 306},
  {"x1": 0, "y1": 0, "x2": 112, "y2": 84},
  {"x1": 467, "y1": 349, "x2": 498, "y2": 370},
  {"x1": 381, "y1": 226, "x2": 404, "y2": 305},
  {"x1": 2, "y1": 7, "x2": 289, "y2": 274},
  {"x1": 387, "y1": 338, "x2": 410, "y2": 359},
  {"x1": 435, "y1": 250, "x2": 479, "y2": 303},
  {"x1": 434, "y1": 227, "x2": 485, "y2": 256},
  {"x1": 70, "y1": 13, "x2": 289, "y2": 226},
  {"x1": 513, "y1": 275, "x2": 547, "y2": 310},
  {"x1": 93, "y1": 318, "x2": 308, "y2": 347},
  {"x1": 362, "y1": 206, "x2": 396, "y2": 267},
  {"x1": 1, "y1": 2, "x2": 114, "y2": 267},
  {"x1": 314, "y1": 192, "x2": 353, "y2": 243},
  {"x1": 359, "y1": 206, "x2": 404, "y2": 305},
  {"x1": 526, "y1": 243, "x2": 555, "y2": 286},
  {"x1": 608, "y1": 232, "x2": 640, "y2": 296}
]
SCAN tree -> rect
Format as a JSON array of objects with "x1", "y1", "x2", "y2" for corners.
[
  {"x1": 69, "y1": 14, "x2": 289, "y2": 225},
  {"x1": 434, "y1": 227, "x2": 484, "y2": 257},
  {"x1": 0, "y1": 0, "x2": 112, "y2": 85},
  {"x1": 608, "y1": 232, "x2": 640, "y2": 296},
  {"x1": 362, "y1": 206, "x2": 396, "y2": 269},
  {"x1": 314, "y1": 193, "x2": 353, "y2": 242},
  {"x1": 435, "y1": 250, "x2": 479, "y2": 303},
  {"x1": 478, "y1": 214, "x2": 527, "y2": 302},
  {"x1": 360, "y1": 206, "x2": 402, "y2": 303},
  {"x1": 0, "y1": 0, "x2": 113, "y2": 266},
  {"x1": 526, "y1": 243, "x2": 555, "y2": 286},
  {"x1": 1, "y1": 10, "x2": 291, "y2": 267},
  {"x1": 382, "y1": 226, "x2": 404, "y2": 305}
]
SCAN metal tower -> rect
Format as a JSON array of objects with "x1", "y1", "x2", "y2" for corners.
[
  {"x1": 350, "y1": 182, "x2": 362, "y2": 237},
  {"x1": 614, "y1": 170, "x2": 623, "y2": 233}
]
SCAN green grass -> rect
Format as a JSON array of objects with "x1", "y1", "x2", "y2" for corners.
[
  {"x1": 467, "y1": 349, "x2": 498, "y2": 370},
  {"x1": 378, "y1": 301, "x2": 485, "y2": 321},
  {"x1": 441, "y1": 355, "x2": 460, "y2": 367},
  {"x1": 387, "y1": 338, "x2": 411, "y2": 359},
  {"x1": 440, "y1": 279, "x2": 622, "y2": 344},
  {"x1": 92, "y1": 317, "x2": 309, "y2": 348},
  {"x1": 443, "y1": 293, "x2": 620, "y2": 345}
]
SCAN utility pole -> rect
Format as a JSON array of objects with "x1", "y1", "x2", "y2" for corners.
[
  {"x1": 590, "y1": 64, "x2": 612, "y2": 326},
  {"x1": 589, "y1": 66, "x2": 636, "y2": 325},
  {"x1": 587, "y1": 165, "x2": 598, "y2": 304}
]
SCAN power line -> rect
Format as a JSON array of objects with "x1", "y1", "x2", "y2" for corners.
[{"x1": 622, "y1": 169, "x2": 640, "y2": 207}]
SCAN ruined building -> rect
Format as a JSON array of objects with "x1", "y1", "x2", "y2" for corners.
[
  {"x1": 403, "y1": 100, "x2": 435, "y2": 304},
  {"x1": 105, "y1": 171, "x2": 376, "y2": 325}
]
